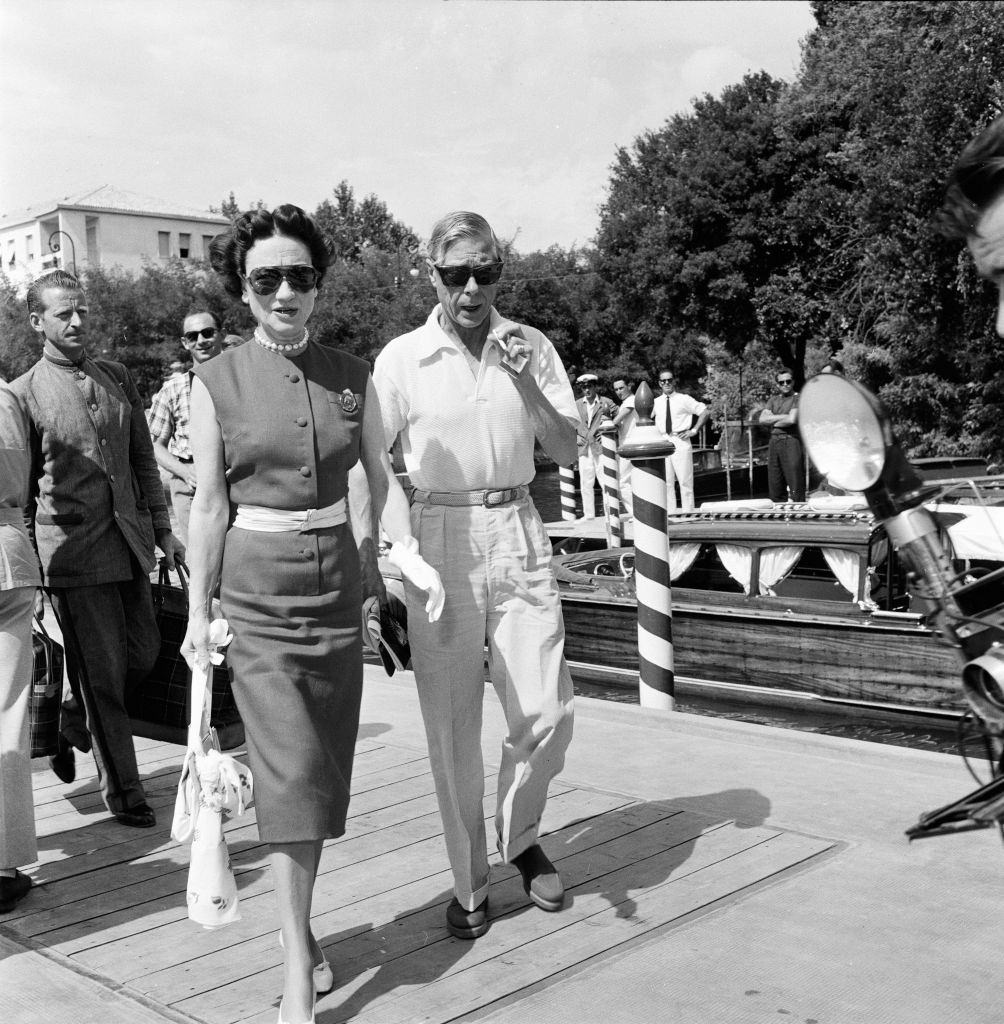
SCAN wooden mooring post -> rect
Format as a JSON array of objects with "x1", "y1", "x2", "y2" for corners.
[{"x1": 618, "y1": 381, "x2": 675, "y2": 709}]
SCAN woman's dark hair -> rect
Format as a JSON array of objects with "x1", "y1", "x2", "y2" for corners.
[
  {"x1": 209, "y1": 204, "x2": 332, "y2": 299},
  {"x1": 942, "y1": 115, "x2": 1004, "y2": 239}
]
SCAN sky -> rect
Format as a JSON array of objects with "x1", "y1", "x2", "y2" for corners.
[{"x1": 0, "y1": 0, "x2": 816, "y2": 253}]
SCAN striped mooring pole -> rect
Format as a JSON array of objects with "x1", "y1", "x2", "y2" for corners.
[
  {"x1": 618, "y1": 380, "x2": 676, "y2": 710},
  {"x1": 599, "y1": 421, "x2": 623, "y2": 547},
  {"x1": 559, "y1": 464, "x2": 578, "y2": 521}
]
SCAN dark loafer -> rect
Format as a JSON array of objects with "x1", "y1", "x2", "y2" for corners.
[
  {"x1": 0, "y1": 870, "x2": 33, "y2": 913},
  {"x1": 446, "y1": 896, "x2": 490, "y2": 939},
  {"x1": 113, "y1": 802, "x2": 156, "y2": 829},
  {"x1": 49, "y1": 734, "x2": 76, "y2": 784},
  {"x1": 512, "y1": 843, "x2": 564, "y2": 911}
]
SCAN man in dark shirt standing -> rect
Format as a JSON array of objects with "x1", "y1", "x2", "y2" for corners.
[
  {"x1": 13, "y1": 270, "x2": 184, "y2": 828},
  {"x1": 758, "y1": 370, "x2": 806, "y2": 503}
]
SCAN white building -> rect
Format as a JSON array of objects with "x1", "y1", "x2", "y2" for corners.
[{"x1": 0, "y1": 185, "x2": 229, "y2": 285}]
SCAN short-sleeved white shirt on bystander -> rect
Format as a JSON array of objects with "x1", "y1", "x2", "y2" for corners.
[
  {"x1": 655, "y1": 391, "x2": 707, "y2": 437},
  {"x1": 374, "y1": 306, "x2": 578, "y2": 492}
]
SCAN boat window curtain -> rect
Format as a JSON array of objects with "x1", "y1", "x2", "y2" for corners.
[
  {"x1": 668, "y1": 543, "x2": 701, "y2": 582},
  {"x1": 823, "y1": 547, "x2": 878, "y2": 609},
  {"x1": 757, "y1": 546, "x2": 804, "y2": 596},
  {"x1": 716, "y1": 544, "x2": 755, "y2": 595},
  {"x1": 822, "y1": 547, "x2": 861, "y2": 600}
]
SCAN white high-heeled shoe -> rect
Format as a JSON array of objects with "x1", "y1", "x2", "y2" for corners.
[{"x1": 277, "y1": 930, "x2": 334, "y2": 994}]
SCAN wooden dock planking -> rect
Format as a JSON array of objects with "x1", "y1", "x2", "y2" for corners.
[
  {"x1": 9, "y1": 731, "x2": 836, "y2": 1024},
  {"x1": 138, "y1": 788, "x2": 635, "y2": 1015}
]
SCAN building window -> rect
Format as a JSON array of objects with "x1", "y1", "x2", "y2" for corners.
[
  {"x1": 26, "y1": 236, "x2": 33, "y2": 261},
  {"x1": 203, "y1": 234, "x2": 214, "y2": 257},
  {"x1": 179, "y1": 233, "x2": 191, "y2": 259},
  {"x1": 158, "y1": 231, "x2": 170, "y2": 258}
]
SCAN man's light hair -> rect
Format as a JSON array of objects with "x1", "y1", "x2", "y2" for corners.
[{"x1": 428, "y1": 211, "x2": 502, "y2": 263}]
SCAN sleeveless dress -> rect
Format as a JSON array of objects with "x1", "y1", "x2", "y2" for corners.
[{"x1": 195, "y1": 340, "x2": 369, "y2": 842}]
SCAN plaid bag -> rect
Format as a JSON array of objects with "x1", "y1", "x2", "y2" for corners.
[
  {"x1": 126, "y1": 562, "x2": 244, "y2": 749},
  {"x1": 30, "y1": 615, "x2": 64, "y2": 758}
]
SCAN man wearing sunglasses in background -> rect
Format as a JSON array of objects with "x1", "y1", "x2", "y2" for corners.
[
  {"x1": 148, "y1": 311, "x2": 223, "y2": 545},
  {"x1": 756, "y1": 370, "x2": 806, "y2": 503},
  {"x1": 653, "y1": 372, "x2": 710, "y2": 511},
  {"x1": 375, "y1": 211, "x2": 578, "y2": 940}
]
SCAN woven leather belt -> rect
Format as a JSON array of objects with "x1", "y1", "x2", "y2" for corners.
[{"x1": 411, "y1": 486, "x2": 528, "y2": 507}]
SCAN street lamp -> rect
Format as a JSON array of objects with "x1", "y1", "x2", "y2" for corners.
[
  {"x1": 394, "y1": 244, "x2": 420, "y2": 289},
  {"x1": 48, "y1": 230, "x2": 77, "y2": 276}
]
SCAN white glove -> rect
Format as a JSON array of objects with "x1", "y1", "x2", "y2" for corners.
[{"x1": 387, "y1": 539, "x2": 446, "y2": 622}]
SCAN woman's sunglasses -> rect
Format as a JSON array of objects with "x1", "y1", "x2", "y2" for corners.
[
  {"x1": 434, "y1": 262, "x2": 505, "y2": 288},
  {"x1": 244, "y1": 265, "x2": 320, "y2": 295}
]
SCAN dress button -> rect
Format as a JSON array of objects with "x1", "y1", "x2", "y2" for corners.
[
  {"x1": 114, "y1": 511, "x2": 120, "y2": 519},
  {"x1": 289, "y1": 373, "x2": 301, "y2": 383},
  {"x1": 303, "y1": 549, "x2": 315, "y2": 561},
  {"x1": 100, "y1": 438, "x2": 107, "y2": 446},
  {"x1": 109, "y1": 475, "x2": 116, "y2": 482},
  {"x1": 299, "y1": 466, "x2": 311, "y2": 477},
  {"x1": 91, "y1": 403, "x2": 98, "y2": 411},
  {"x1": 75, "y1": 371, "x2": 85, "y2": 380},
  {"x1": 296, "y1": 416, "x2": 308, "y2": 427}
]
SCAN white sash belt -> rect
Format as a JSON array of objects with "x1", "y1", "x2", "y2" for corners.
[{"x1": 232, "y1": 498, "x2": 347, "y2": 533}]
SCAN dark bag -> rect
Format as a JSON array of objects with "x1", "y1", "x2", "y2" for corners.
[
  {"x1": 30, "y1": 614, "x2": 64, "y2": 758},
  {"x1": 127, "y1": 562, "x2": 244, "y2": 749}
]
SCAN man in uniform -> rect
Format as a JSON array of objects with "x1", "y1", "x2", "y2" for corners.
[{"x1": 13, "y1": 270, "x2": 184, "y2": 827}]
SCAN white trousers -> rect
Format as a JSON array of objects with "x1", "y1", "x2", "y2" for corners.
[
  {"x1": 0, "y1": 587, "x2": 37, "y2": 868},
  {"x1": 664, "y1": 435, "x2": 696, "y2": 511},
  {"x1": 405, "y1": 497, "x2": 574, "y2": 910},
  {"x1": 577, "y1": 447, "x2": 604, "y2": 518},
  {"x1": 617, "y1": 457, "x2": 633, "y2": 516}
]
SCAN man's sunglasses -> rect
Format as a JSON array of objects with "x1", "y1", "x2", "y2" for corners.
[
  {"x1": 244, "y1": 265, "x2": 320, "y2": 295},
  {"x1": 183, "y1": 327, "x2": 219, "y2": 343},
  {"x1": 776, "y1": 377, "x2": 793, "y2": 384},
  {"x1": 659, "y1": 378, "x2": 675, "y2": 385},
  {"x1": 434, "y1": 262, "x2": 504, "y2": 288}
]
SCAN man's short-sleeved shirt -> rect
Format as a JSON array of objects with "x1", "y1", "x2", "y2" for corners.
[
  {"x1": 374, "y1": 306, "x2": 577, "y2": 491},
  {"x1": 617, "y1": 394, "x2": 637, "y2": 443},
  {"x1": 148, "y1": 372, "x2": 192, "y2": 458},
  {"x1": 766, "y1": 393, "x2": 799, "y2": 436},
  {"x1": 655, "y1": 391, "x2": 707, "y2": 436}
]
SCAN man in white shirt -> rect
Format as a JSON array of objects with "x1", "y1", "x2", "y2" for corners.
[
  {"x1": 653, "y1": 371, "x2": 710, "y2": 511},
  {"x1": 610, "y1": 378, "x2": 637, "y2": 516},
  {"x1": 374, "y1": 211, "x2": 577, "y2": 941},
  {"x1": 574, "y1": 374, "x2": 617, "y2": 518}
]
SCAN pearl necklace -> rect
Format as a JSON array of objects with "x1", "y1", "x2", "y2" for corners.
[{"x1": 253, "y1": 326, "x2": 309, "y2": 355}]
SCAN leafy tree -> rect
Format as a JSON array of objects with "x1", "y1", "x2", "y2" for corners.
[
  {"x1": 313, "y1": 181, "x2": 418, "y2": 264},
  {"x1": 596, "y1": 72, "x2": 801, "y2": 380},
  {"x1": 789, "y1": 0, "x2": 1004, "y2": 456}
]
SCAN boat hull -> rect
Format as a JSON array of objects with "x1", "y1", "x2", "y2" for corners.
[{"x1": 558, "y1": 587, "x2": 965, "y2": 711}]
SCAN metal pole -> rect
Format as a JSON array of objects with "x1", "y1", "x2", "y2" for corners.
[
  {"x1": 748, "y1": 423, "x2": 754, "y2": 496},
  {"x1": 723, "y1": 406, "x2": 733, "y2": 501},
  {"x1": 619, "y1": 381, "x2": 675, "y2": 710},
  {"x1": 559, "y1": 464, "x2": 577, "y2": 521},
  {"x1": 600, "y1": 421, "x2": 622, "y2": 548}
]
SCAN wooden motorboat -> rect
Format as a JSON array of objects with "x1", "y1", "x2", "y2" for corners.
[{"x1": 552, "y1": 498, "x2": 1004, "y2": 714}]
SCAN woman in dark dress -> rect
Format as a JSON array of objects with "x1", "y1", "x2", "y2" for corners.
[{"x1": 182, "y1": 205, "x2": 443, "y2": 1024}]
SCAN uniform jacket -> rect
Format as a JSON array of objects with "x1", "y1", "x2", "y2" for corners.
[
  {"x1": 12, "y1": 353, "x2": 170, "y2": 588},
  {"x1": 576, "y1": 395, "x2": 618, "y2": 456}
]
